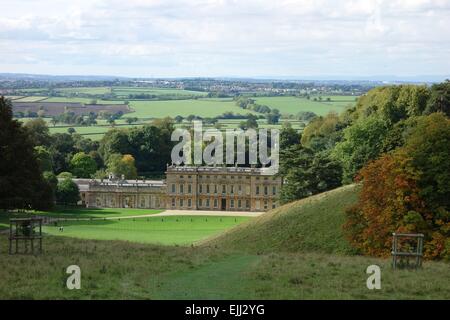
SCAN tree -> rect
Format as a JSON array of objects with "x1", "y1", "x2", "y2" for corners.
[
  {"x1": 67, "y1": 127, "x2": 76, "y2": 134},
  {"x1": 49, "y1": 133, "x2": 76, "y2": 174},
  {"x1": 70, "y1": 152, "x2": 97, "y2": 178},
  {"x1": 301, "y1": 112, "x2": 343, "y2": 152},
  {"x1": 344, "y1": 113, "x2": 450, "y2": 260},
  {"x1": 56, "y1": 178, "x2": 80, "y2": 205},
  {"x1": 35, "y1": 146, "x2": 53, "y2": 172},
  {"x1": 57, "y1": 172, "x2": 73, "y2": 179},
  {"x1": 0, "y1": 97, "x2": 53, "y2": 210},
  {"x1": 296, "y1": 111, "x2": 317, "y2": 122},
  {"x1": 125, "y1": 117, "x2": 138, "y2": 124},
  {"x1": 174, "y1": 115, "x2": 184, "y2": 123},
  {"x1": 98, "y1": 129, "x2": 131, "y2": 163},
  {"x1": 425, "y1": 80, "x2": 450, "y2": 116},
  {"x1": 266, "y1": 111, "x2": 280, "y2": 124},
  {"x1": 23, "y1": 117, "x2": 51, "y2": 147},
  {"x1": 280, "y1": 122, "x2": 300, "y2": 149},
  {"x1": 279, "y1": 145, "x2": 342, "y2": 203},
  {"x1": 401, "y1": 113, "x2": 450, "y2": 210},
  {"x1": 332, "y1": 115, "x2": 388, "y2": 183},
  {"x1": 106, "y1": 154, "x2": 138, "y2": 179}
]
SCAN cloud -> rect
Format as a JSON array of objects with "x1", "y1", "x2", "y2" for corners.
[{"x1": 0, "y1": 0, "x2": 449, "y2": 77}]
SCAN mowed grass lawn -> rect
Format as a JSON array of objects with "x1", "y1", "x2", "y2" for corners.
[
  {"x1": 43, "y1": 216, "x2": 250, "y2": 246},
  {"x1": 44, "y1": 207, "x2": 163, "y2": 219},
  {"x1": 0, "y1": 207, "x2": 161, "y2": 227}
]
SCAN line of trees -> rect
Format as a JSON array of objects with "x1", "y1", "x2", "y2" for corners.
[{"x1": 279, "y1": 80, "x2": 450, "y2": 259}]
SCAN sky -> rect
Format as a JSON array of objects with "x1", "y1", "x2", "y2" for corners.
[{"x1": 0, "y1": 0, "x2": 449, "y2": 79}]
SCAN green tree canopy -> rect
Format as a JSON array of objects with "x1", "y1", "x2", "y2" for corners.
[
  {"x1": 56, "y1": 178, "x2": 80, "y2": 205},
  {"x1": 332, "y1": 115, "x2": 389, "y2": 183},
  {"x1": 106, "y1": 154, "x2": 138, "y2": 179},
  {"x1": 0, "y1": 97, "x2": 53, "y2": 210},
  {"x1": 70, "y1": 152, "x2": 97, "y2": 178}
]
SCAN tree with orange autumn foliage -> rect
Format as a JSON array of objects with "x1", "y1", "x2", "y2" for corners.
[{"x1": 344, "y1": 113, "x2": 449, "y2": 260}]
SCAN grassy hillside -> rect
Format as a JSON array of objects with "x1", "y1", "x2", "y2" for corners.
[
  {"x1": 1, "y1": 233, "x2": 449, "y2": 299},
  {"x1": 1, "y1": 184, "x2": 449, "y2": 299},
  {"x1": 203, "y1": 184, "x2": 360, "y2": 254}
]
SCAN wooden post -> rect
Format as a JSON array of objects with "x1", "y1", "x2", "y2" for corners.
[
  {"x1": 9, "y1": 222, "x2": 12, "y2": 254},
  {"x1": 15, "y1": 221, "x2": 18, "y2": 254},
  {"x1": 39, "y1": 220, "x2": 42, "y2": 254}
]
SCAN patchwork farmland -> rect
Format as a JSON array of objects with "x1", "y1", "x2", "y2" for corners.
[{"x1": 8, "y1": 85, "x2": 359, "y2": 140}]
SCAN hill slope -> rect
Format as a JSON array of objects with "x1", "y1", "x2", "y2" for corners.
[{"x1": 203, "y1": 184, "x2": 360, "y2": 254}]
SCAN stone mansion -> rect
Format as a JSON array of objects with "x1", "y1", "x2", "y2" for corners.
[{"x1": 75, "y1": 166, "x2": 282, "y2": 212}]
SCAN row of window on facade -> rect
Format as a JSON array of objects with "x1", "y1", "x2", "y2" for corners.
[
  {"x1": 180, "y1": 175, "x2": 278, "y2": 182},
  {"x1": 170, "y1": 197, "x2": 276, "y2": 210},
  {"x1": 95, "y1": 196, "x2": 160, "y2": 208},
  {"x1": 170, "y1": 184, "x2": 277, "y2": 196}
]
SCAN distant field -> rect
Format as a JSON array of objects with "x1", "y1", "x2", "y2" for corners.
[
  {"x1": 43, "y1": 215, "x2": 250, "y2": 245},
  {"x1": 10, "y1": 91, "x2": 357, "y2": 140},
  {"x1": 128, "y1": 98, "x2": 258, "y2": 118},
  {"x1": 54, "y1": 87, "x2": 112, "y2": 95},
  {"x1": 14, "y1": 96, "x2": 48, "y2": 102},
  {"x1": 43, "y1": 97, "x2": 124, "y2": 104},
  {"x1": 253, "y1": 96, "x2": 355, "y2": 116},
  {"x1": 5, "y1": 96, "x2": 23, "y2": 100},
  {"x1": 112, "y1": 87, "x2": 208, "y2": 98},
  {"x1": 48, "y1": 124, "x2": 137, "y2": 136}
]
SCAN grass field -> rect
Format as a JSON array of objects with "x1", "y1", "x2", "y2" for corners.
[
  {"x1": 48, "y1": 124, "x2": 138, "y2": 136},
  {"x1": 0, "y1": 208, "x2": 162, "y2": 228},
  {"x1": 44, "y1": 207, "x2": 163, "y2": 219},
  {"x1": 11, "y1": 90, "x2": 358, "y2": 141},
  {"x1": 253, "y1": 96, "x2": 354, "y2": 116},
  {"x1": 0, "y1": 185, "x2": 448, "y2": 299},
  {"x1": 128, "y1": 98, "x2": 256, "y2": 118},
  {"x1": 14, "y1": 96, "x2": 48, "y2": 102},
  {"x1": 112, "y1": 87, "x2": 208, "y2": 98},
  {"x1": 54, "y1": 87, "x2": 112, "y2": 95},
  {"x1": 43, "y1": 97, "x2": 125, "y2": 104},
  {"x1": 43, "y1": 216, "x2": 250, "y2": 245}
]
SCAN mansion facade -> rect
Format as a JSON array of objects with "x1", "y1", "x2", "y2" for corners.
[{"x1": 75, "y1": 166, "x2": 282, "y2": 212}]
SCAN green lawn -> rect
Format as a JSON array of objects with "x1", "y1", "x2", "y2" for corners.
[
  {"x1": 43, "y1": 216, "x2": 249, "y2": 245},
  {"x1": 0, "y1": 208, "x2": 162, "y2": 226},
  {"x1": 45, "y1": 207, "x2": 163, "y2": 219}
]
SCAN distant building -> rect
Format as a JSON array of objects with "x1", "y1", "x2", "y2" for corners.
[{"x1": 74, "y1": 166, "x2": 282, "y2": 212}]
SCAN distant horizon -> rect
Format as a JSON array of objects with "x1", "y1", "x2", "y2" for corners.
[{"x1": 1, "y1": 72, "x2": 449, "y2": 83}]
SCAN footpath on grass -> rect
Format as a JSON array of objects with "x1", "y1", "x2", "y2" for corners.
[{"x1": 40, "y1": 209, "x2": 263, "y2": 223}]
